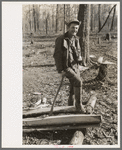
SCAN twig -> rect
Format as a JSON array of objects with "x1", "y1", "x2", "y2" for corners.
[{"x1": 102, "y1": 131, "x2": 113, "y2": 138}]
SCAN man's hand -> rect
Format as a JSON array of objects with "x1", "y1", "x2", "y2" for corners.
[{"x1": 59, "y1": 71, "x2": 66, "y2": 78}]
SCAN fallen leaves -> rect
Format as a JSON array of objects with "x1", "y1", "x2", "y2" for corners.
[{"x1": 23, "y1": 36, "x2": 118, "y2": 145}]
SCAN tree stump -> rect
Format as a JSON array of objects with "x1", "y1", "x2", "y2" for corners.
[
  {"x1": 96, "y1": 63, "x2": 116, "y2": 85},
  {"x1": 98, "y1": 37, "x2": 101, "y2": 44},
  {"x1": 106, "y1": 33, "x2": 111, "y2": 41},
  {"x1": 30, "y1": 33, "x2": 33, "y2": 44},
  {"x1": 96, "y1": 64, "x2": 107, "y2": 81}
]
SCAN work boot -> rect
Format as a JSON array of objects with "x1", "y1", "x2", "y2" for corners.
[
  {"x1": 68, "y1": 83, "x2": 75, "y2": 106},
  {"x1": 74, "y1": 87, "x2": 86, "y2": 114},
  {"x1": 68, "y1": 94, "x2": 75, "y2": 106}
]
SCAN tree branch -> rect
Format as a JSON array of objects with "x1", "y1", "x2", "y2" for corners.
[{"x1": 98, "y1": 4, "x2": 117, "y2": 33}]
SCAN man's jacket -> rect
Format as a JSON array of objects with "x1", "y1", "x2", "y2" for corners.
[{"x1": 53, "y1": 32, "x2": 81, "y2": 73}]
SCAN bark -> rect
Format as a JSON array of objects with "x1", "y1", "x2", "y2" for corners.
[
  {"x1": 23, "y1": 114, "x2": 101, "y2": 128},
  {"x1": 33, "y1": 5, "x2": 36, "y2": 32},
  {"x1": 98, "y1": 4, "x2": 117, "y2": 33},
  {"x1": 96, "y1": 64, "x2": 107, "y2": 81},
  {"x1": 52, "y1": 14, "x2": 54, "y2": 29},
  {"x1": 83, "y1": 63, "x2": 116, "y2": 88},
  {"x1": 55, "y1": 4, "x2": 58, "y2": 33},
  {"x1": 77, "y1": 4, "x2": 90, "y2": 66},
  {"x1": 46, "y1": 18, "x2": 48, "y2": 35},
  {"x1": 29, "y1": 5, "x2": 31, "y2": 31},
  {"x1": 86, "y1": 92, "x2": 97, "y2": 114},
  {"x1": 69, "y1": 130, "x2": 86, "y2": 145},
  {"x1": 45, "y1": 13, "x2": 50, "y2": 35},
  {"x1": 105, "y1": 33, "x2": 111, "y2": 41},
  {"x1": 90, "y1": 4, "x2": 94, "y2": 32},
  {"x1": 110, "y1": 6, "x2": 116, "y2": 31},
  {"x1": 98, "y1": 4, "x2": 101, "y2": 31},
  {"x1": 83, "y1": 64, "x2": 108, "y2": 86},
  {"x1": 64, "y1": 4, "x2": 66, "y2": 34},
  {"x1": 23, "y1": 106, "x2": 76, "y2": 118},
  {"x1": 36, "y1": 5, "x2": 40, "y2": 31},
  {"x1": 23, "y1": 122, "x2": 100, "y2": 133}
]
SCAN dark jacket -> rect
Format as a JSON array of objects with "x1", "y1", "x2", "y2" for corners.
[{"x1": 53, "y1": 32, "x2": 81, "y2": 73}]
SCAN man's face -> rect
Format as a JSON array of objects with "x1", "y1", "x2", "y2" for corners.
[{"x1": 68, "y1": 23, "x2": 79, "y2": 36}]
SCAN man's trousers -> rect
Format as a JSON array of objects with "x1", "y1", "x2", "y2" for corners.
[{"x1": 65, "y1": 67, "x2": 83, "y2": 111}]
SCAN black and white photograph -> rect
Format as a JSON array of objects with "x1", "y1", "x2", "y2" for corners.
[{"x1": 2, "y1": 2, "x2": 120, "y2": 148}]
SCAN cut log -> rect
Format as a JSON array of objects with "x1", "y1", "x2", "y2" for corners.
[
  {"x1": 23, "y1": 114, "x2": 101, "y2": 128},
  {"x1": 85, "y1": 91, "x2": 97, "y2": 114},
  {"x1": 69, "y1": 130, "x2": 85, "y2": 145},
  {"x1": 23, "y1": 106, "x2": 76, "y2": 118},
  {"x1": 23, "y1": 123, "x2": 100, "y2": 133}
]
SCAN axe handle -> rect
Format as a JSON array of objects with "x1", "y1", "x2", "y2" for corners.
[{"x1": 49, "y1": 76, "x2": 64, "y2": 116}]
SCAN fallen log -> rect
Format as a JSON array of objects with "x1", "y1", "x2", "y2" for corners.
[
  {"x1": 23, "y1": 123, "x2": 100, "y2": 133},
  {"x1": 23, "y1": 106, "x2": 76, "y2": 118},
  {"x1": 85, "y1": 91, "x2": 97, "y2": 114},
  {"x1": 23, "y1": 114, "x2": 101, "y2": 128}
]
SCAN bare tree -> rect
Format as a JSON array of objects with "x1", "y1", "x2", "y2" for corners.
[
  {"x1": 45, "y1": 13, "x2": 50, "y2": 35},
  {"x1": 29, "y1": 5, "x2": 32, "y2": 31},
  {"x1": 98, "y1": 4, "x2": 101, "y2": 31},
  {"x1": 77, "y1": 4, "x2": 91, "y2": 66},
  {"x1": 55, "y1": 4, "x2": 59, "y2": 33},
  {"x1": 36, "y1": 5, "x2": 40, "y2": 31},
  {"x1": 33, "y1": 5, "x2": 36, "y2": 32},
  {"x1": 64, "y1": 4, "x2": 66, "y2": 33},
  {"x1": 98, "y1": 4, "x2": 117, "y2": 33},
  {"x1": 90, "y1": 4, "x2": 94, "y2": 32},
  {"x1": 110, "y1": 6, "x2": 116, "y2": 31}
]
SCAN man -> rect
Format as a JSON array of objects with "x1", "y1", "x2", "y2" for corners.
[{"x1": 53, "y1": 19, "x2": 86, "y2": 113}]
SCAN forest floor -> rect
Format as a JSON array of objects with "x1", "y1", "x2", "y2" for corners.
[{"x1": 22, "y1": 34, "x2": 118, "y2": 145}]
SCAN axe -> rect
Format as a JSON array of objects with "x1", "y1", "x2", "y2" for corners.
[{"x1": 49, "y1": 76, "x2": 64, "y2": 116}]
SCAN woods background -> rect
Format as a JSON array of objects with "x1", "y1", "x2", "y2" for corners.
[{"x1": 22, "y1": 4, "x2": 117, "y2": 36}]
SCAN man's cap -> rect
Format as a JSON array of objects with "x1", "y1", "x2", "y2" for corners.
[{"x1": 65, "y1": 19, "x2": 81, "y2": 26}]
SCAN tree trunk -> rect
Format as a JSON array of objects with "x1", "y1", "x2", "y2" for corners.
[
  {"x1": 77, "y1": 4, "x2": 90, "y2": 66},
  {"x1": 36, "y1": 5, "x2": 40, "y2": 31},
  {"x1": 46, "y1": 18, "x2": 48, "y2": 35},
  {"x1": 29, "y1": 5, "x2": 31, "y2": 31},
  {"x1": 64, "y1": 4, "x2": 66, "y2": 34},
  {"x1": 55, "y1": 4, "x2": 58, "y2": 33},
  {"x1": 90, "y1": 4, "x2": 94, "y2": 32},
  {"x1": 96, "y1": 64, "x2": 108, "y2": 81},
  {"x1": 98, "y1": 4, "x2": 117, "y2": 33},
  {"x1": 98, "y1": 4, "x2": 101, "y2": 31},
  {"x1": 66, "y1": 4, "x2": 70, "y2": 21},
  {"x1": 52, "y1": 14, "x2": 54, "y2": 30},
  {"x1": 33, "y1": 5, "x2": 36, "y2": 32},
  {"x1": 110, "y1": 6, "x2": 116, "y2": 31},
  {"x1": 45, "y1": 13, "x2": 50, "y2": 35}
]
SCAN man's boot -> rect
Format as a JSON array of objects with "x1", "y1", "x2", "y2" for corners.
[
  {"x1": 68, "y1": 84, "x2": 75, "y2": 106},
  {"x1": 68, "y1": 94, "x2": 75, "y2": 106},
  {"x1": 74, "y1": 87, "x2": 86, "y2": 113}
]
